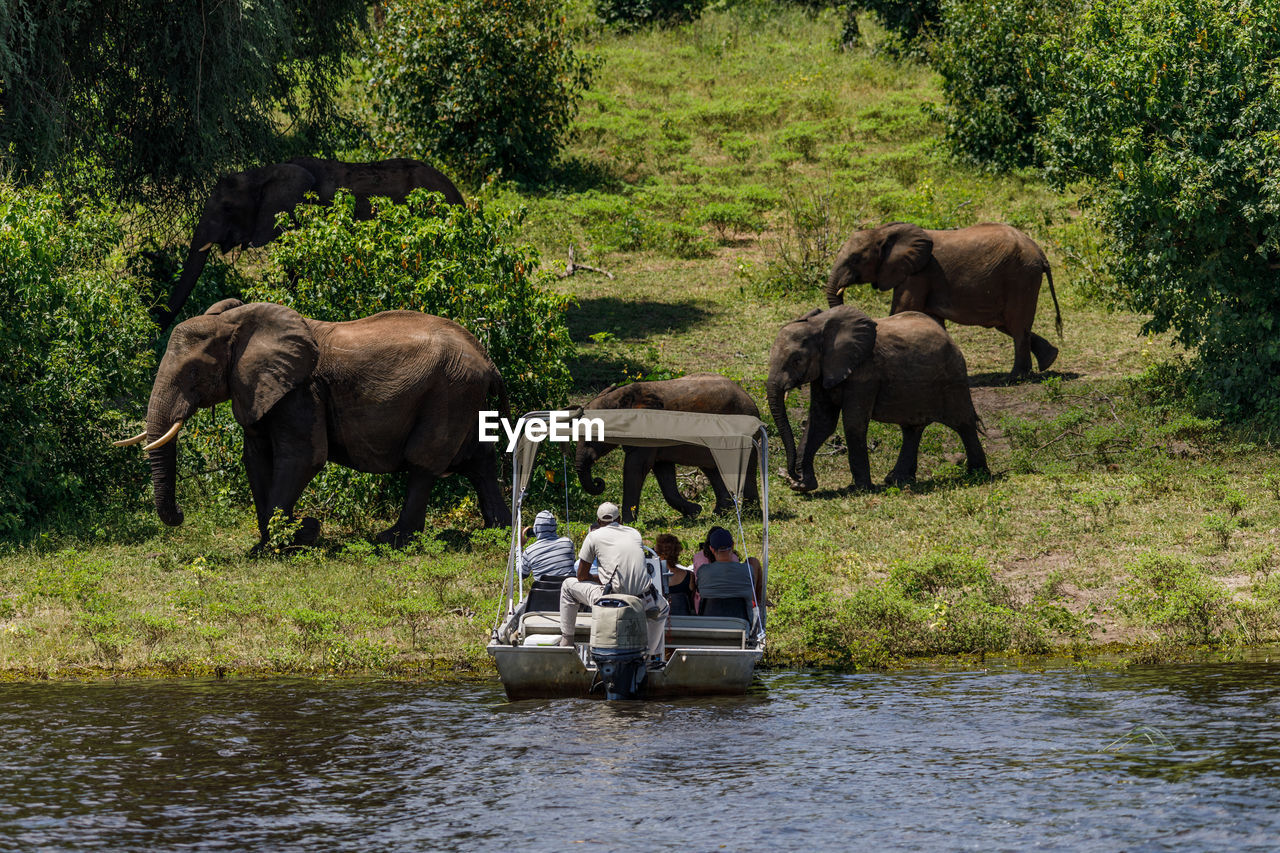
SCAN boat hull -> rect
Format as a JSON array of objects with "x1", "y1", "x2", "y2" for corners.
[{"x1": 488, "y1": 645, "x2": 762, "y2": 700}]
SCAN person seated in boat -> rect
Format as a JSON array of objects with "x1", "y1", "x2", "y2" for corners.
[
  {"x1": 654, "y1": 533, "x2": 695, "y2": 617},
  {"x1": 520, "y1": 510, "x2": 576, "y2": 580},
  {"x1": 560, "y1": 502, "x2": 669, "y2": 666},
  {"x1": 696, "y1": 528, "x2": 763, "y2": 625}
]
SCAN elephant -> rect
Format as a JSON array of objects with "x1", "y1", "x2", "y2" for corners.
[
  {"x1": 115, "y1": 299, "x2": 509, "y2": 550},
  {"x1": 825, "y1": 221, "x2": 1062, "y2": 379},
  {"x1": 575, "y1": 373, "x2": 761, "y2": 523},
  {"x1": 154, "y1": 157, "x2": 464, "y2": 330},
  {"x1": 766, "y1": 305, "x2": 988, "y2": 493}
]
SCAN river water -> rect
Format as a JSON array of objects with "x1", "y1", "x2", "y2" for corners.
[{"x1": 1, "y1": 662, "x2": 1279, "y2": 851}]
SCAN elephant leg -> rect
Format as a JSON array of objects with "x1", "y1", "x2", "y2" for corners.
[
  {"x1": 704, "y1": 466, "x2": 736, "y2": 513},
  {"x1": 378, "y1": 468, "x2": 437, "y2": 548},
  {"x1": 886, "y1": 424, "x2": 925, "y2": 486},
  {"x1": 957, "y1": 423, "x2": 989, "y2": 476},
  {"x1": 464, "y1": 449, "x2": 511, "y2": 529},
  {"x1": 1003, "y1": 326, "x2": 1034, "y2": 379},
  {"x1": 794, "y1": 387, "x2": 840, "y2": 492},
  {"x1": 242, "y1": 432, "x2": 274, "y2": 545},
  {"x1": 653, "y1": 461, "x2": 702, "y2": 518},
  {"x1": 841, "y1": 411, "x2": 873, "y2": 491},
  {"x1": 1030, "y1": 332, "x2": 1059, "y2": 372},
  {"x1": 263, "y1": 390, "x2": 327, "y2": 549},
  {"x1": 621, "y1": 448, "x2": 657, "y2": 523}
]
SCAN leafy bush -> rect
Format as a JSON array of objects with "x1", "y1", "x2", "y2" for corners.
[
  {"x1": 860, "y1": 0, "x2": 940, "y2": 50},
  {"x1": 249, "y1": 189, "x2": 575, "y2": 414},
  {"x1": 0, "y1": 184, "x2": 156, "y2": 538},
  {"x1": 366, "y1": 0, "x2": 596, "y2": 182},
  {"x1": 1044, "y1": 0, "x2": 1280, "y2": 426},
  {"x1": 596, "y1": 0, "x2": 708, "y2": 30},
  {"x1": 932, "y1": 0, "x2": 1079, "y2": 169},
  {"x1": 1115, "y1": 553, "x2": 1230, "y2": 644}
]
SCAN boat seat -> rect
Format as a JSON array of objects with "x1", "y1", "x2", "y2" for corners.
[
  {"x1": 520, "y1": 611, "x2": 592, "y2": 643},
  {"x1": 524, "y1": 575, "x2": 571, "y2": 613},
  {"x1": 667, "y1": 615, "x2": 750, "y2": 649}
]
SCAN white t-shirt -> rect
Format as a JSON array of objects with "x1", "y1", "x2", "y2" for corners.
[{"x1": 577, "y1": 523, "x2": 649, "y2": 596}]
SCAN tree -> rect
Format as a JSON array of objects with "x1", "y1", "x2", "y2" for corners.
[
  {"x1": 365, "y1": 0, "x2": 595, "y2": 182},
  {"x1": 1045, "y1": 0, "x2": 1280, "y2": 423},
  {"x1": 0, "y1": 0, "x2": 370, "y2": 202}
]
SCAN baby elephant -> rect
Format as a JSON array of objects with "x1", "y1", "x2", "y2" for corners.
[{"x1": 766, "y1": 305, "x2": 988, "y2": 492}]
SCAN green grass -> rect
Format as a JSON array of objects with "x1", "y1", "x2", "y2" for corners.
[{"x1": 2, "y1": 5, "x2": 1279, "y2": 678}]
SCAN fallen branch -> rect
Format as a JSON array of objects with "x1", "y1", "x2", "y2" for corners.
[{"x1": 559, "y1": 244, "x2": 615, "y2": 280}]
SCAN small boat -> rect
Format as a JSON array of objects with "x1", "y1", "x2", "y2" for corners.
[{"x1": 488, "y1": 409, "x2": 770, "y2": 700}]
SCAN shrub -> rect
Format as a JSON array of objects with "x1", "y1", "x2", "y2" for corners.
[
  {"x1": 1044, "y1": 0, "x2": 1280, "y2": 426},
  {"x1": 1115, "y1": 554, "x2": 1230, "y2": 645},
  {"x1": 0, "y1": 184, "x2": 156, "y2": 539},
  {"x1": 249, "y1": 190, "x2": 575, "y2": 415},
  {"x1": 366, "y1": 0, "x2": 596, "y2": 182},
  {"x1": 860, "y1": 0, "x2": 941, "y2": 50},
  {"x1": 596, "y1": 0, "x2": 708, "y2": 30},
  {"x1": 932, "y1": 0, "x2": 1079, "y2": 169}
]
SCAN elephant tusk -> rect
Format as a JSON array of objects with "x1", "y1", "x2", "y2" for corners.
[
  {"x1": 143, "y1": 421, "x2": 184, "y2": 452},
  {"x1": 836, "y1": 286, "x2": 847, "y2": 297},
  {"x1": 112, "y1": 431, "x2": 148, "y2": 447},
  {"x1": 198, "y1": 242, "x2": 214, "y2": 252}
]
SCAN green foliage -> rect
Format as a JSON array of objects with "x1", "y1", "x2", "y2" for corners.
[
  {"x1": 0, "y1": 0, "x2": 369, "y2": 201},
  {"x1": 932, "y1": 0, "x2": 1078, "y2": 169},
  {"x1": 0, "y1": 184, "x2": 156, "y2": 538},
  {"x1": 1044, "y1": 0, "x2": 1280, "y2": 426},
  {"x1": 597, "y1": 0, "x2": 708, "y2": 29},
  {"x1": 250, "y1": 190, "x2": 575, "y2": 414},
  {"x1": 860, "y1": 0, "x2": 940, "y2": 50},
  {"x1": 366, "y1": 0, "x2": 596, "y2": 182},
  {"x1": 1115, "y1": 553, "x2": 1230, "y2": 644}
]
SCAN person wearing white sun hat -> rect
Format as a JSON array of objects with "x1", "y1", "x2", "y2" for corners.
[{"x1": 558, "y1": 501, "x2": 669, "y2": 663}]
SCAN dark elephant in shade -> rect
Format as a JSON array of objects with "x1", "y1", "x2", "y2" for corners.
[
  {"x1": 766, "y1": 306, "x2": 988, "y2": 493},
  {"x1": 575, "y1": 373, "x2": 761, "y2": 523},
  {"x1": 155, "y1": 157, "x2": 463, "y2": 329},
  {"x1": 825, "y1": 221, "x2": 1062, "y2": 378},
  {"x1": 116, "y1": 299, "x2": 508, "y2": 550}
]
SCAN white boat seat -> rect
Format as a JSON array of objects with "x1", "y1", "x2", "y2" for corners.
[{"x1": 518, "y1": 612, "x2": 749, "y2": 649}]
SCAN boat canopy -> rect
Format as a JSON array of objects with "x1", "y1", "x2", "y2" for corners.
[{"x1": 512, "y1": 409, "x2": 766, "y2": 501}]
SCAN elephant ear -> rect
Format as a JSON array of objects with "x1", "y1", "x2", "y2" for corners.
[
  {"x1": 820, "y1": 307, "x2": 878, "y2": 389},
  {"x1": 204, "y1": 298, "x2": 244, "y2": 315},
  {"x1": 226, "y1": 303, "x2": 318, "y2": 425},
  {"x1": 249, "y1": 163, "x2": 317, "y2": 247},
  {"x1": 877, "y1": 223, "x2": 933, "y2": 289}
]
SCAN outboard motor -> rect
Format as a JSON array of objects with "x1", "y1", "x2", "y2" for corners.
[{"x1": 590, "y1": 594, "x2": 648, "y2": 700}]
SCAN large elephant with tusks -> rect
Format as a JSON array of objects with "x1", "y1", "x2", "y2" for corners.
[{"x1": 116, "y1": 299, "x2": 509, "y2": 550}]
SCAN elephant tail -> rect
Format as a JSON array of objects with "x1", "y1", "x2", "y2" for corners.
[{"x1": 1044, "y1": 261, "x2": 1063, "y2": 339}]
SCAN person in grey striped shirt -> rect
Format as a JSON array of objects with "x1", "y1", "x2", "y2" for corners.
[{"x1": 520, "y1": 510, "x2": 576, "y2": 579}]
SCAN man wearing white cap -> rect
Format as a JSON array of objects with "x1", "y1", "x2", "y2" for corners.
[{"x1": 559, "y1": 501, "x2": 669, "y2": 664}]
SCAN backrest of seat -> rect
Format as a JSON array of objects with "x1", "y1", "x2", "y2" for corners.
[
  {"x1": 525, "y1": 575, "x2": 569, "y2": 612},
  {"x1": 699, "y1": 596, "x2": 750, "y2": 622}
]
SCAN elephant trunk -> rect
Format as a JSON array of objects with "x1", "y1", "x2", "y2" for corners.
[
  {"x1": 575, "y1": 442, "x2": 607, "y2": 495},
  {"x1": 156, "y1": 230, "x2": 215, "y2": 330},
  {"x1": 146, "y1": 377, "x2": 194, "y2": 527},
  {"x1": 825, "y1": 263, "x2": 849, "y2": 308},
  {"x1": 149, "y1": 441, "x2": 183, "y2": 526},
  {"x1": 767, "y1": 380, "x2": 798, "y2": 482}
]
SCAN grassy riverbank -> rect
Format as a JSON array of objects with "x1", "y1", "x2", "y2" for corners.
[{"x1": 3, "y1": 6, "x2": 1280, "y2": 679}]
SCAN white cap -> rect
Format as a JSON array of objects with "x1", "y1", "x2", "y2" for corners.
[{"x1": 597, "y1": 502, "x2": 621, "y2": 522}]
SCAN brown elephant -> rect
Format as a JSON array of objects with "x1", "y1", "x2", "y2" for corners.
[
  {"x1": 116, "y1": 299, "x2": 509, "y2": 550},
  {"x1": 575, "y1": 373, "x2": 761, "y2": 523},
  {"x1": 825, "y1": 221, "x2": 1062, "y2": 378},
  {"x1": 155, "y1": 157, "x2": 464, "y2": 330},
  {"x1": 766, "y1": 306, "x2": 987, "y2": 492}
]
